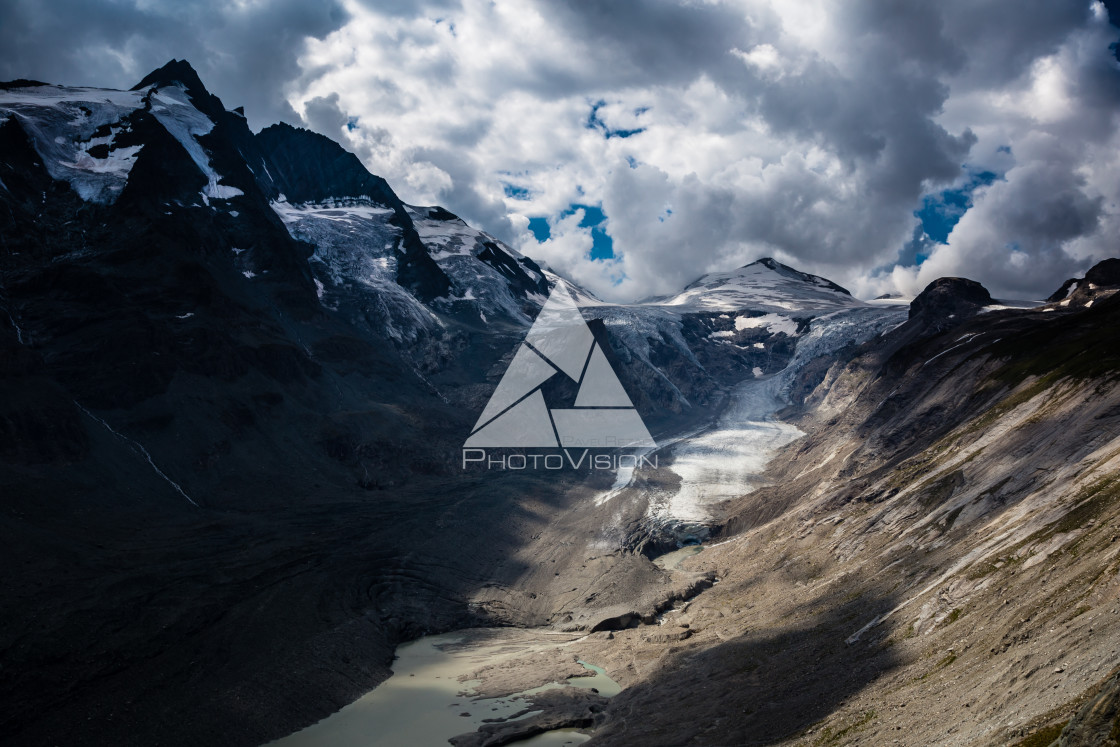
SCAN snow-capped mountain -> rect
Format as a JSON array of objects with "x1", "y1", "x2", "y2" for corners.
[
  {"x1": 655, "y1": 257, "x2": 858, "y2": 313},
  {"x1": 271, "y1": 195, "x2": 552, "y2": 340},
  {"x1": 1, "y1": 60, "x2": 902, "y2": 427},
  {"x1": 0, "y1": 57, "x2": 914, "y2": 545}
]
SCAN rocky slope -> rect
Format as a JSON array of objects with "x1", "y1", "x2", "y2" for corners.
[
  {"x1": 553, "y1": 271, "x2": 1120, "y2": 746},
  {"x1": 378, "y1": 270, "x2": 1119, "y2": 747}
]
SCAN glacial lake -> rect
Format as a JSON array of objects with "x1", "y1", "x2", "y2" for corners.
[{"x1": 270, "y1": 629, "x2": 619, "y2": 747}]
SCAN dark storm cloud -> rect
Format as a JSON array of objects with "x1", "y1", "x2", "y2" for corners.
[
  {"x1": 302, "y1": 92, "x2": 350, "y2": 135},
  {"x1": 0, "y1": 0, "x2": 350, "y2": 129},
  {"x1": 941, "y1": 0, "x2": 1093, "y2": 89},
  {"x1": 351, "y1": 0, "x2": 459, "y2": 17},
  {"x1": 540, "y1": 0, "x2": 771, "y2": 86},
  {"x1": 281, "y1": 0, "x2": 1119, "y2": 300}
]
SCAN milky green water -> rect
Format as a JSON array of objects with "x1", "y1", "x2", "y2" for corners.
[
  {"x1": 653, "y1": 544, "x2": 703, "y2": 570},
  {"x1": 269, "y1": 630, "x2": 618, "y2": 747}
]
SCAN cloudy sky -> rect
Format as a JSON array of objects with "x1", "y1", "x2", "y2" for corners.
[{"x1": 3, "y1": 1, "x2": 1120, "y2": 301}]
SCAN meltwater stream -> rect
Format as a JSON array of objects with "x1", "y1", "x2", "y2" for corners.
[{"x1": 271, "y1": 630, "x2": 620, "y2": 747}]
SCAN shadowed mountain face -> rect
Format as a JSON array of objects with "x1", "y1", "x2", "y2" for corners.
[
  {"x1": 907, "y1": 276, "x2": 994, "y2": 321},
  {"x1": 2, "y1": 61, "x2": 1120, "y2": 747}
]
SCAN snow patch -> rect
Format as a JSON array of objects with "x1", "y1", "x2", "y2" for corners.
[
  {"x1": 734, "y1": 313, "x2": 799, "y2": 336},
  {"x1": 148, "y1": 85, "x2": 241, "y2": 201},
  {"x1": 660, "y1": 261, "x2": 861, "y2": 314},
  {"x1": 0, "y1": 86, "x2": 148, "y2": 203}
]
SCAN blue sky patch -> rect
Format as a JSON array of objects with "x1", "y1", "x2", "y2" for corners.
[
  {"x1": 527, "y1": 217, "x2": 550, "y2": 242},
  {"x1": 562, "y1": 203, "x2": 614, "y2": 260},
  {"x1": 565, "y1": 203, "x2": 606, "y2": 228},
  {"x1": 503, "y1": 183, "x2": 531, "y2": 200},
  {"x1": 898, "y1": 169, "x2": 1000, "y2": 266},
  {"x1": 914, "y1": 170, "x2": 999, "y2": 244},
  {"x1": 587, "y1": 100, "x2": 645, "y2": 139},
  {"x1": 529, "y1": 204, "x2": 615, "y2": 260}
]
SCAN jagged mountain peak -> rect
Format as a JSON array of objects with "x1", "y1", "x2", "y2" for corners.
[
  {"x1": 1047, "y1": 256, "x2": 1120, "y2": 308},
  {"x1": 685, "y1": 257, "x2": 852, "y2": 295},
  {"x1": 131, "y1": 59, "x2": 231, "y2": 125},
  {"x1": 410, "y1": 204, "x2": 466, "y2": 223},
  {"x1": 256, "y1": 122, "x2": 401, "y2": 208},
  {"x1": 131, "y1": 59, "x2": 208, "y2": 96},
  {"x1": 738, "y1": 257, "x2": 851, "y2": 295}
]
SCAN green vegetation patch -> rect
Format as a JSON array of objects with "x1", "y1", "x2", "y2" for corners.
[
  {"x1": 917, "y1": 469, "x2": 964, "y2": 509},
  {"x1": 1051, "y1": 476, "x2": 1120, "y2": 537},
  {"x1": 966, "y1": 552, "x2": 1023, "y2": 580},
  {"x1": 1069, "y1": 605, "x2": 1092, "y2": 621},
  {"x1": 988, "y1": 303, "x2": 1120, "y2": 387},
  {"x1": 814, "y1": 710, "x2": 878, "y2": 745},
  {"x1": 937, "y1": 652, "x2": 957, "y2": 668},
  {"x1": 1011, "y1": 720, "x2": 1068, "y2": 747}
]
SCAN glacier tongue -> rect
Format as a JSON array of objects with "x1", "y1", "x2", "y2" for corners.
[
  {"x1": 657, "y1": 373, "x2": 805, "y2": 523},
  {"x1": 638, "y1": 305, "x2": 908, "y2": 527},
  {"x1": 271, "y1": 198, "x2": 440, "y2": 342}
]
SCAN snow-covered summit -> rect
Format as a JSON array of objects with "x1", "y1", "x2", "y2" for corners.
[
  {"x1": 656, "y1": 258, "x2": 860, "y2": 313},
  {"x1": 0, "y1": 62, "x2": 246, "y2": 206},
  {"x1": 405, "y1": 205, "x2": 550, "y2": 316}
]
